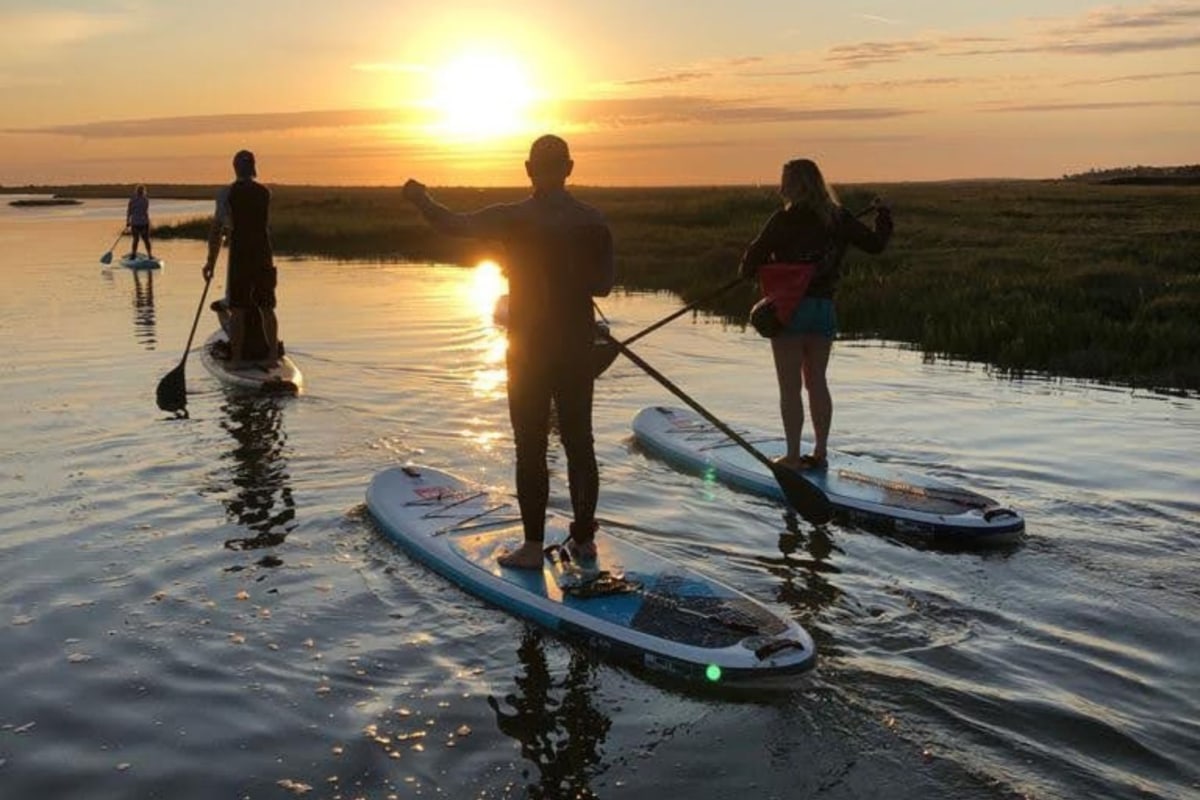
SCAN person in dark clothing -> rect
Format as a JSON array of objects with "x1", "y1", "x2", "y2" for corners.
[
  {"x1": 739, "y1": 158, "x2": 892, "y2": 470},
  {"x1": 126, "y1": 184, "x2": 153, "y2": 259},
  {"x1": 202, "y1": 150, "x2": 281, "y2": 366},
  {"x1": 403, "y1": 135, "x2": 615, "y2": 570}
]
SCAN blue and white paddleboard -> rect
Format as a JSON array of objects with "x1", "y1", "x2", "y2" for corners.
[
  {"x1": 199, "y1": 330, "x2": 303, "y2": 396},
  {"x1": 366, "y1": 464, "x2": 816, "y2": 689},
  {"x1": 633, "y1": 406, "x2": 1024, "y2": 545},
  {"x1": 119, "y1": 253, "x2": 163, "y2": 270}
]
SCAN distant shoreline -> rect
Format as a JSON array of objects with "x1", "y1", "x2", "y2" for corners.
[
  {"x1": 7, "y1": 197, "x2": 83, "y2": 207},
  {"x1": 4, "y1": 181, "x2": 1196, "y2": 394}
]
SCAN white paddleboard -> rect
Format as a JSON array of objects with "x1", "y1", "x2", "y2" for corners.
[
  {"x1": 366, "y1": 464, "x2": 816, "y2": 689},
  {"x1": 120, "y1": 253, "x2": 163, "y2": 270},
  {"x1": 633, "y1": 405, "x2": 1024, "y2": 545},
  {"x1": 199, "y1": 330, "x2": 303, "y2": 396}
]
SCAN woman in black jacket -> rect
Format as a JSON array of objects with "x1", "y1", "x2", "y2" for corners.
[{"x1": 739, "y1": 159, "x2": 892, "y2": 470}]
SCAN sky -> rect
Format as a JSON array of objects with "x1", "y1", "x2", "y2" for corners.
[{"x1": 0, "y1": 0, "x2": 1197, "y2": 186}]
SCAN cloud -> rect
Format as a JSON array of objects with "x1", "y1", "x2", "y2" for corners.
[
  {"x1": 556, "y1": 96, "x2": 919, "y2": 127},
  {"x1": 813, "y1": 76, "x2": 968, "y2": 93},
  {"x1": 950, "y1": 31, "x2": 1200, "y2": 57},
  {"x1": 826, "y1": 40, "x2": 937, "y2": 68},
  {"x1": 1047, "y1": 2, "x2": 1200, "y2": 34},
  {"x1": 620, "y1": 56, "x2": 765, "y2": 86},
  {"x1": 1063, "y1": 68, "x2": 1200, "y2": 86},
  {"x1": 12, "y1": 108, "x2": 421, "y2": 139},
  {"x1": 622, "y1": 71, "x2": 712, "y2": 86},
  {"x1": 981, "y1": 99, "x2": 1200, "y2": 113}
]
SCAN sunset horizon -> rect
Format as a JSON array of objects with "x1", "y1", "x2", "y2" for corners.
[{"x1": 1, "y1": 1, "x2": 1197, "y2": 187}]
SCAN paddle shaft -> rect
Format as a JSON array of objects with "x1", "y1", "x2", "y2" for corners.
[
  {"x1": 180, "y1": 274, "x2": 212, "y2": 366},
  {"x1": 605, "y1": 334, "x2": 780, "y2": 476},
  {"x1": 620, "y1": 277, "x2": 744, "y2": 348},
  {"x1": 100, "y1": 228, "x2": 126, "y2": 262}
]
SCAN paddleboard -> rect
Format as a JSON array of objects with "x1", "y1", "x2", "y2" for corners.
[
  {"x1": 633, "y1": 405, "x2": 1024, "y2": 545},
  {"x1": 366, "y1": 464, "x2": 817, "y2": 689},
  {"x1": 199, "y1": 330, "x2": 303, "y2": 396},
  {"x1": 119, "y1": 253, "x2": 163, "y2": 270}
]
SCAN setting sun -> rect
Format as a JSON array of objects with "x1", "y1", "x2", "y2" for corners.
[{"x1": 429, "y1": 51, "x2": 537, "y2": 140}]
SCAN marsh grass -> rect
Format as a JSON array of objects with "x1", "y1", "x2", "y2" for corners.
[{"x1": 11, "y1": 181, "x2": 1198, "y2": 392}]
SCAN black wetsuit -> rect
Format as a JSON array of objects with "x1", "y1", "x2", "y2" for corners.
[{"x1": 412, "y1": 188, "x2": 614, "y2": 542}]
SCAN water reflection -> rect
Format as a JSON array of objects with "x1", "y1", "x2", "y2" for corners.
[
  {"x1": 764, "y1": 511, "x2": 845, "y2": 650},
  {"x1": 217, "y1": 394, "x2": 296, "y2": 559},
  {"x1": 487, "y1": 629, "x2": 611, "y2": 799},
  {"x1": 132, "y1": 268, "x2": 157, "y2": 350}
]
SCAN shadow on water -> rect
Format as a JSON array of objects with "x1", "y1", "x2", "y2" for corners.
[
  {"x1": 487, "y1": 629, "x2": 611, "y2": 800},
  {"x1": 215, "y1": 394, "x2": 296, "y2": 564},
  {"x1": 132, "y1": 269, "x2": 157, "y2": 350}
]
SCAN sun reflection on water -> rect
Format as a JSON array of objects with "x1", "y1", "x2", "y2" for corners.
[{"x1": 467, "y1": 260, "x2": 509, "y2": 429}]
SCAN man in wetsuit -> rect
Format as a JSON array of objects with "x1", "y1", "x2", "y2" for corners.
[
  {"x1": 202, "y1": 150, "x2": 280, "y2": 365},
  {"x1": 403, "y1": 135, "x2": 615, "y2": 569}
]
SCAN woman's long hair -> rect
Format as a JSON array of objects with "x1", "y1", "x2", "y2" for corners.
[{"x1": 780, "y1": 159, "x2": 839, "y2": 228}]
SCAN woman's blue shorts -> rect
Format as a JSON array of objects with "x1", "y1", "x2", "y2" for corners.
[{"x1": 783, "y1": 297, "x2": 837, "y2": 338}]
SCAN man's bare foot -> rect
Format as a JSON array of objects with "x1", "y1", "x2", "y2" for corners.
[{"x1": 497, "y1": 541, "x2": 545, "y2": 570}]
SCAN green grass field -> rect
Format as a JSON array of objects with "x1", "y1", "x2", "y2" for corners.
[{"x1": 10, "y1": 180, "x2": 1199, "y2": 393}]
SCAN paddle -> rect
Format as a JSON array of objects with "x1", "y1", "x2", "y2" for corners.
[
  {"x1": 592, "y1": 276, "x2": 745, "y2": 377},
  {"x1": 604, "y1": 332, "x2": 833, "y2": 525},
  {"x1": 156, "y1": 272, "x2": 212, "y2": 418},
  {"x1": 99, "y1": 228, "x2": 127, "y2": 265}
]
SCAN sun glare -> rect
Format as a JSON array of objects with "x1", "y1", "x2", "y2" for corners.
[
  {"x1": 467, "y1": 260, "x2": 508, "y2": 320},
  {"x1": 430, "y1": 52, "x2": 537, "y2": 140}
]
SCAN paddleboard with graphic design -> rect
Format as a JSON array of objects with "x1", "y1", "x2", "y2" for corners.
[
  {"x1": 366, "y1": 464, "x2": 816, "y2": 689},
  {"x1": 633, "y1": 405, "x2": 1024, "y2": 545}
]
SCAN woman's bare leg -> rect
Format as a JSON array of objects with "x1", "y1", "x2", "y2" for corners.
[
  {"x1": 771, "y1": 335, "x2": 807, "y2": 461},
  {"x1": 800, "y1": 334, "x2": 833, "y2": 461}
]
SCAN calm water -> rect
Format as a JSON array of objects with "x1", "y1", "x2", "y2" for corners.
[{"x1": 1, "y1": 199, "x2": 1197, "y2": 800}]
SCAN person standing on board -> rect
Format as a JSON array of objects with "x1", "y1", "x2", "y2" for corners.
[
  {"x1": 126, "y1": 184, "x2": 153, "y2": 260},
  {"x1": 739, "y1": 158, "x2": 892, "y2": 470},
  {"x1": 402, "y1": 135, "x2": 615, "y2": 569},
  {"x1": 202, "y1": 150, "x2": 281, "y2": 366}
]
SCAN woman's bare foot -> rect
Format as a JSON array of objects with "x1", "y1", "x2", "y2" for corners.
[
  {"x1": 773, "y1": 454, "x2": 803, "y2": 470},
  {"x1": 497, "y1": 541, "x2": 545, "y2": 570}
]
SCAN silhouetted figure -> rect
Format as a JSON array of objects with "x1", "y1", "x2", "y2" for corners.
[{"x1": 403, "y1": 135, "x2": 614, "y2": 570}]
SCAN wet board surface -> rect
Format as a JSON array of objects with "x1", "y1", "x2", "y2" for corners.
[
  {"x1": 633, "y1": 405, "x2": 1024, "y2": 544},
  {"x1": 366, "y1": 464, "x2": 817, "y2": 689},
  {"x1": 199, "y1": 330, "x2": 302, "y2": 396}
]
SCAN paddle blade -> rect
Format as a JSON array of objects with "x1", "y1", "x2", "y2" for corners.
[
  {"x1": 100, "y1": 251, "x2": 113, "y2": 265},
  {"x1": 769, "y1": 462, "x2": 833, "y2": 525},
  {"x1": 156, "y1": 364, "x2": 188, "y2": 416}
]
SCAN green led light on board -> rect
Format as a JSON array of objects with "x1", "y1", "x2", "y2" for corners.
[{"x1": 705, "y1": 664, "x2": 722, "y2": 682}]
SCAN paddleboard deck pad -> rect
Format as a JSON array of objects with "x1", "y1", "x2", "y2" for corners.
[
  {"x1": 120, "y1": 254, "x2": 163, "y2": 270},
  {"x1": 366, "y1": 465, "x2": 816, "y2": 689},
  {"x1": 200, "y1": 330, "x2": 302, "y2": 396},
  {"x1": 633, "y1": 405, "x2": 1024, "y2": 544}
]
